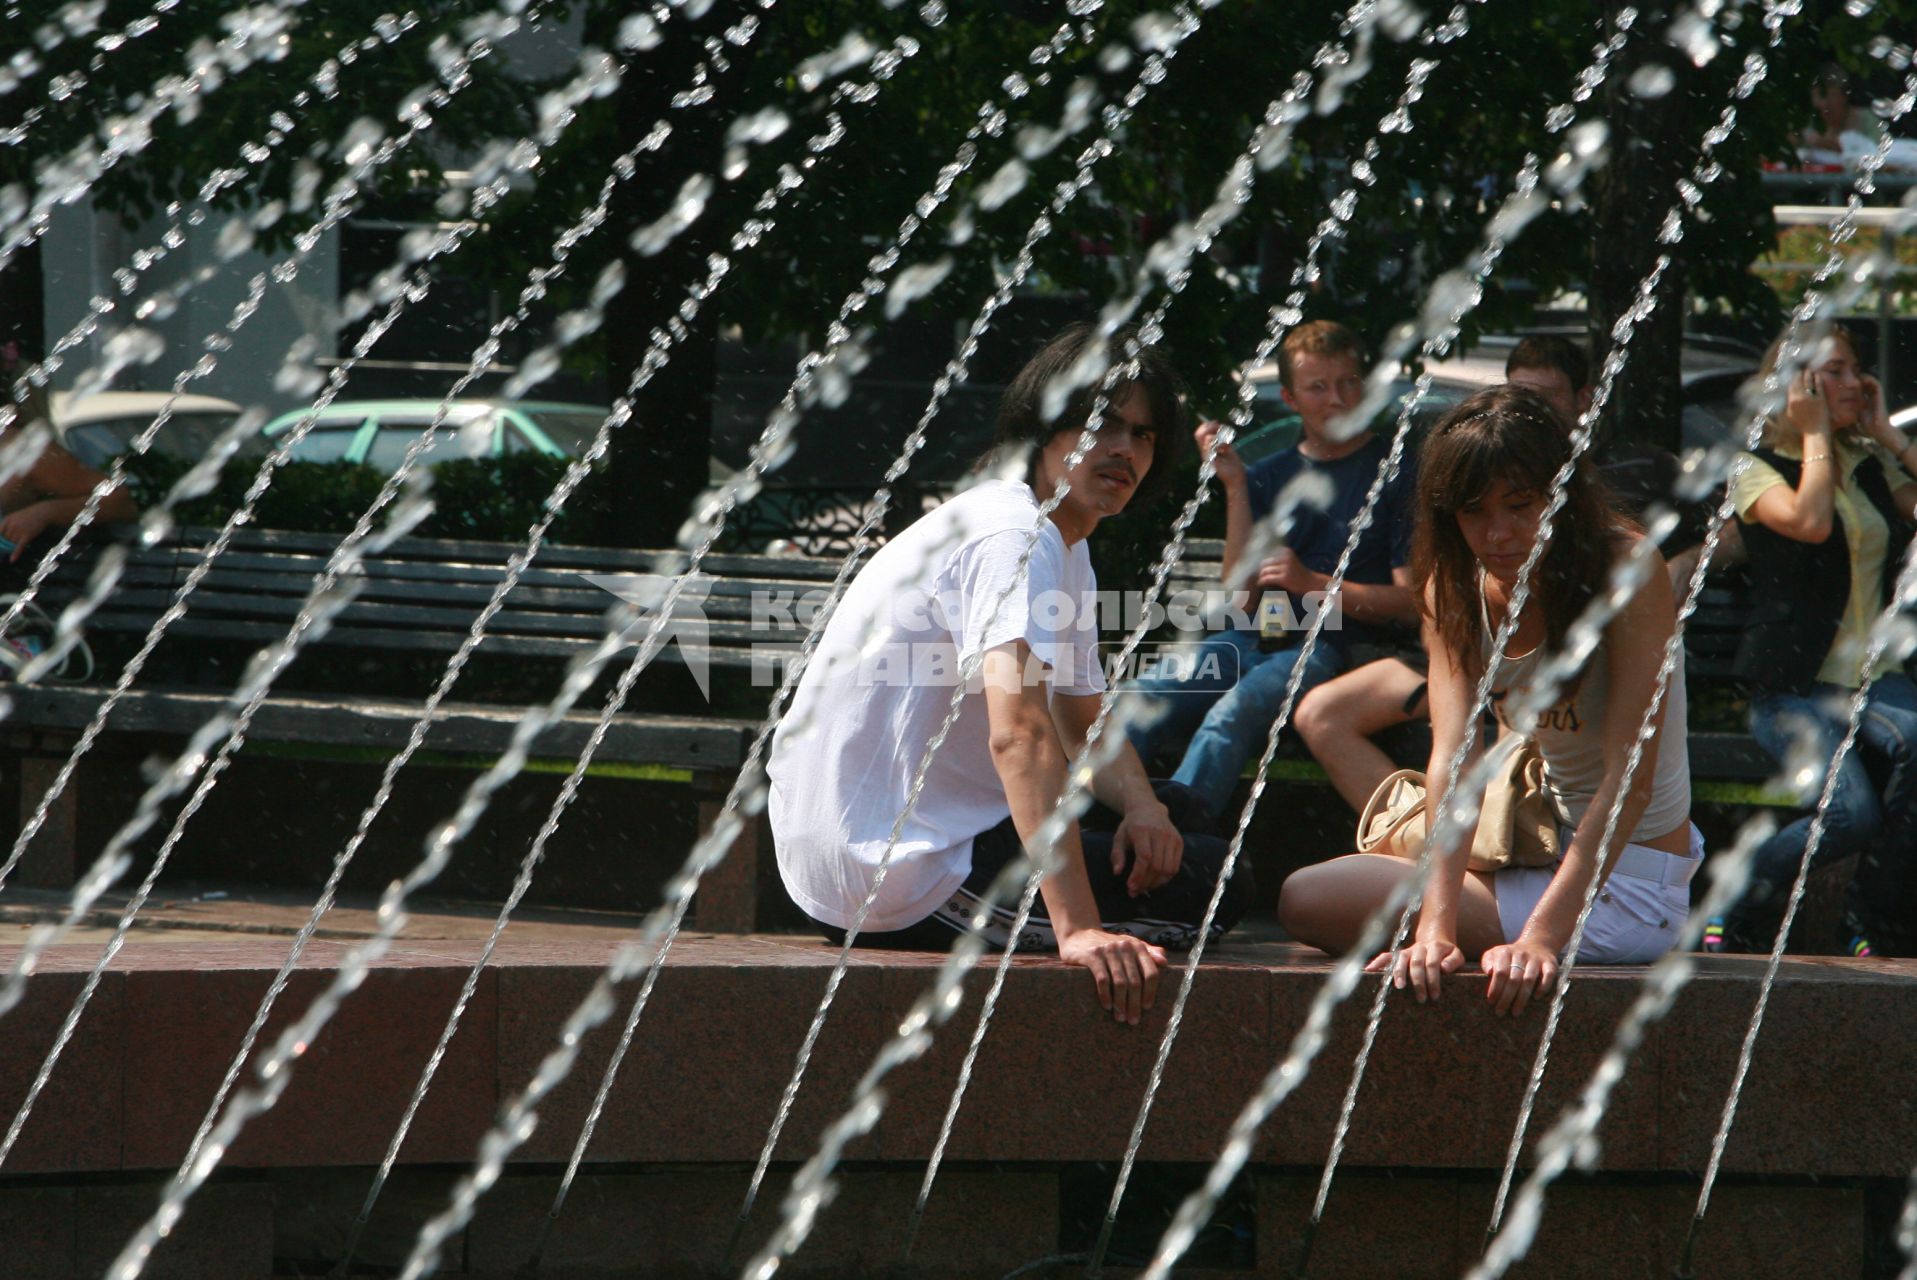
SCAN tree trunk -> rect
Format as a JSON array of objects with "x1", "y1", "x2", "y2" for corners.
[
  {"x1": 590, "y1": 7, "x2": 755, "y2": 549},
  {"x1": 0, "y1": 243, "x2": 45, "y2": 368},
  {"x1": 1589, "y1": 2, "x2": 1696, "y2": 457}
]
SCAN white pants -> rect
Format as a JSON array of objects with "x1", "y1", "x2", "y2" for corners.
[{"x1": 1494, "y1": 825, "x2": 1704, "y2": 965}]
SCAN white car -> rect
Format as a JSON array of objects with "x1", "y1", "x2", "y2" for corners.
[{"x1": 48, "y1": 391, "x2": 246, "y2": 469}]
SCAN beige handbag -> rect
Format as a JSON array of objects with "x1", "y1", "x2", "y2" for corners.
[{"x1": 1354, "y1": 734, "x2": 1559, "y2": 872}]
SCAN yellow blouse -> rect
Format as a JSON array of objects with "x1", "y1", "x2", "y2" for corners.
[{"x1": 1732, "y1": 434, "x2": 1915, "y2": 688}]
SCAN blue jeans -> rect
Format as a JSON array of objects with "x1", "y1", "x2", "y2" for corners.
[
  {"x1": 1119, "y1": 628, "x2": 1345, "y2": 816},
  {"x1": 1735, "y1": 673, "x2": 1917, "y2": 943}
]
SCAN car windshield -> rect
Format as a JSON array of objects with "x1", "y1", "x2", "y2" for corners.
[
  {"x1": 362, "y1": 412, "x2": 493, "y2": 472},
  {"x1": 515, "y1": 409, "x2": 608, "y2": 456},
  {"x1": 62, "y1": 411, "x2": 242, "y2": 469}
]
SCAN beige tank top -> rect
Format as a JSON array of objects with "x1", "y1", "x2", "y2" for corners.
[{"x1": 1480, "y1": 582, "x2": 1691, "y2": 843}]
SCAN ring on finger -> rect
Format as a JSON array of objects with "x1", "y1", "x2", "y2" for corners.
[{"x1": 1508, "y1": 962, "x2": 1524, "y2": 976}]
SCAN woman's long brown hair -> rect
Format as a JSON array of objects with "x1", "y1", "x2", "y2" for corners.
[{"x1": 1412, "y1": 384, "x2": 1634, "y2": 686}]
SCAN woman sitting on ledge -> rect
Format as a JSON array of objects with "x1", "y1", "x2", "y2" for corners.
[{"x1": 1278, "y1": 385, "x2": 1702, "y2": 1014}]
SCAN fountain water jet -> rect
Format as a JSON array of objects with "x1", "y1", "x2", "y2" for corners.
[
  {"x1": 0, "y1": 4, "x2": 591, "y2": 953},
  {"x1": 1480, "y1": 55, "x2": 1917, "y2": 1255},
  {"x1": 0, "y1": 0, "x2": 324, "y2": 270},
  {"x1": 522, "y1": 22, "x2": 1100, "y2": 1274},
  {"x1": 80, "y1": 19, "x2": 976, "y2": 1280},
  {"x1": 0, "y1": 0, "x2": 188, "y2": 146}
]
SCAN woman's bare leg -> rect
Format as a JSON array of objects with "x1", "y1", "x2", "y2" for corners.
[
  {"x1": 1294, "y1": 658, "x2": 1430, "y2": 811},
  {"x1": 1277, "y1": 851, "x2": 1505, "y2": 958}
]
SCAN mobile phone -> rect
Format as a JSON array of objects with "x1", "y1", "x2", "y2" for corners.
[{"x1": 0, "y1": 536, "x2": 14, "y2": 556}]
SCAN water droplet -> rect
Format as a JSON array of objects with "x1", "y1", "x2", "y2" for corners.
[
  {"x1": 947, "y1": 206, "x2": 975, "y2": 245},
  {"x1": 976, "y1": 158, "x2": 1027, "y2": 211},
  {"x1": 1668, "y1": 11, "x2": 1721, "y2": 66},
  {"x1": 215, "y1": 216, "x2": 255, "y2": 261},
  {"x1": 1378, "y1": 0, "x2": 1425, "y2": 41},
  {"x1": 726, "y1": 107, "x2": 790, "y2": 148},
  {"x1": 1628, "y1": 63, "x2": 1675, "y2": 98},
  {"x1": 885, "y1": 257, "x2": 952, "y2": 320},
  {"x1": 795, "y1": 33, "x2": 877, "y2": 93},
  {"x1": 630, "y1": 173, "x2": 713, "y2": 256},
  {"x1": 1132, "y1": 11, "x2": 1182, "y2": 52}
]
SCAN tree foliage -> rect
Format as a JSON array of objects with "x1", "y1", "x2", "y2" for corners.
[{"x1": 6, "y1": 0, "x2": 1912, "y2": 538}]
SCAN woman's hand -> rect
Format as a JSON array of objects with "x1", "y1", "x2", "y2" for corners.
[
  {"x1": 1479, "y1": 940, "x2": 1559, "y2": 1016},
  {"x1": 0, "y1": 503, "x2": 57, "y2": 561},
  {"x1": 1858, "y1": 373, "x2": 1903, "y2": 451},
  {"x1": 1366, "y1": 935, "x2": 1466, "y2": 1004},
  {"x1": 1784, "y1": 366, "x2": 1833, "y2": 442},
  {"x1": 1058, "y1": 928, "x2": 1167, "y2": 1025},
  {"x1": 1195, "y1": 419, "x2": 1246, "y2": 494}
]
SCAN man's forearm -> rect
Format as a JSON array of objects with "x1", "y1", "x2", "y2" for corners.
[
  {"x1": 1053, "y1": 696, "x2": 1163, "y2": 817},
  {"x1": 1219, "y1": 483, "x2": 1256, "y2": 592},
  {"x1": 1327, "y1": 578, "x2": 1417, "y2": 626},
  {"x1": 992, "y1": 736, "x2": 1104, "y2": 938}
]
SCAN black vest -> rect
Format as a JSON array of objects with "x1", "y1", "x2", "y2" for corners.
[{"x1": 1733, "y1": 446, "x2": 1914, "y2": 695}]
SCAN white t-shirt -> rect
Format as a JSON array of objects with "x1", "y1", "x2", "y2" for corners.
[{"x1": 767, "y1": 480, "x2": 1106, "y2": 931}]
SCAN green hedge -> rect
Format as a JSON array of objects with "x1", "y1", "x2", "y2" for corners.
[{"x1": 123, "y1": 453, "x2": 621, "y2": 545}]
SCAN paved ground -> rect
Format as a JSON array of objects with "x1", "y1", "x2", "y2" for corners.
[
  {"x1": 0, "y1": 881, "x2": 655, "y2": 948},
  {"x1": 0, "y1": 882, "x2": 1298, "y2": 950}
]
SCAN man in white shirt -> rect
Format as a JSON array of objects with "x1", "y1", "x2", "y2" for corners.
[{"x1": 768, "y1": 325, "x2": 1250, "y2": 1023}]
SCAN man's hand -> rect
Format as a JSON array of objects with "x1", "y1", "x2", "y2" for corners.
[
  {"x1": 1255, "y1": 548, "x2": 1323, "y2": 596},
  {"x1": 1195, "y1": 419, "x2": 1246, "y2": 493},
  {"x1": 1113, "y1": 801, "x2": 1183, "y2": 897},
  {"x1": 1059, "y1": 928, "x2": 1167, "y2": 1024}
]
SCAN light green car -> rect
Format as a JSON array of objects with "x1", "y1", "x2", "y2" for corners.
[{"x1": 258, "y1": 399, "x2": 608, "y2": 469}]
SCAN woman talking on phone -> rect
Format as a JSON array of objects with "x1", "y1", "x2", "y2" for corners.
[
  {"x1": 1707, "y1": 325, "x2": 1917, "y2": 958},
  {"x1": 1278, "y1": 385, "x2": 1702, "y2": 1015}
]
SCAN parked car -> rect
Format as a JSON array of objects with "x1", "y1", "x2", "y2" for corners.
[
  {"x1": 258, "y1": 399, "x2": 610, "y2": 468},
  {"x1": 257, "y1": 400, "x2": 745, "y2": 491},
  {"x1": 49, "y1": 391, "x2": 246, "y2": 469}
]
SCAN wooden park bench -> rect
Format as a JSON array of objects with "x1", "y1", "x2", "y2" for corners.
[
  {"x1": 0, "y1": 525, "x2": 1783, "y2": 935},
  {"x1": 1166, "y1": 539, "x2": 1785, "y2": 804},
  {"x1": 2, "y1": 525, "x2": 848, "y2": 930}
]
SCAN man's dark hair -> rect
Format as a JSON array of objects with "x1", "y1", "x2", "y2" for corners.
[
  {"x1": 991, "y1": 323, "x2": 1188, "y2": 509},
  {"x1": 1505, "y1": 334, "x2": 1590, "y2": 392}
]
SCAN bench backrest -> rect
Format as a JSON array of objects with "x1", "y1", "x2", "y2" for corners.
[{"x1": 34, "y1": 527, "x2": 1753, "y2": 699}]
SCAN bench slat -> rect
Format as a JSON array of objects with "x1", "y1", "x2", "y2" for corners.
[{"x1": 1, "y1": 686, "x2": 755, "y2": 769}]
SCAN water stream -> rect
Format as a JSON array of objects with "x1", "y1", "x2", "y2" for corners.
[
  {"x1": 0, "y1": 0, "x2": 187, "y2": 146},
  {"x1": 1483, "y1": 57, "x2": 1917, "y2": 1254},
  {"x1": 0, "y1": 0, "x2": 319, "y2": 270}
]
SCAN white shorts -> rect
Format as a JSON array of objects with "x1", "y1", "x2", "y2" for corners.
[{"x1": 1494, "y1": 825, "x2": 1704, "y2": 965}]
